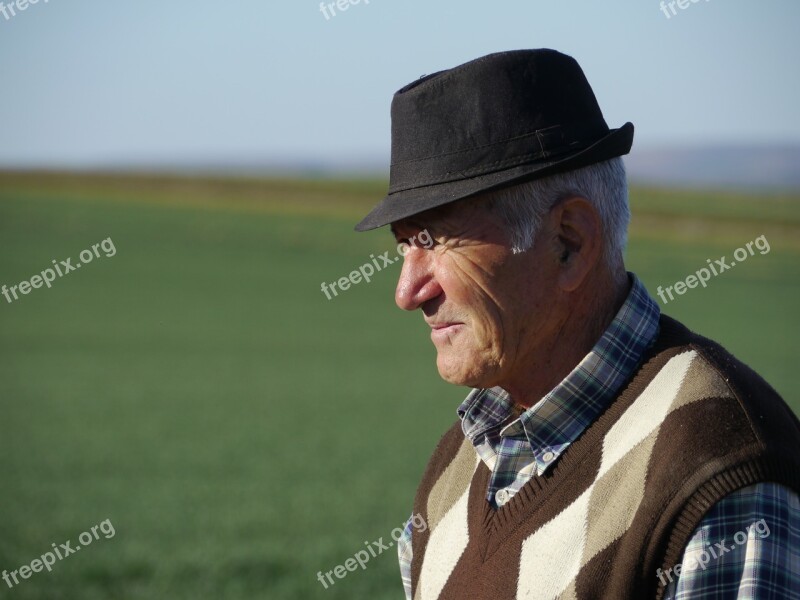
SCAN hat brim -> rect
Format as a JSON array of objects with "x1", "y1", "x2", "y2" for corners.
[{"x1": 354, "y1": 122, "x2": 634, "y2": 232}]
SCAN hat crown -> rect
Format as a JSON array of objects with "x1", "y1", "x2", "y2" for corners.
[{"x1": 389, "y1": 49, "x2": 610, "y2": 192}]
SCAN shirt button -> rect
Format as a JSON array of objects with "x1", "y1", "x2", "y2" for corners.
[
  {"x1": 496, "y1": 488, "x2": 510, "y2": 505},
  {"x1": 541, "y1": 450, "x2": 555, "y2": 462}
]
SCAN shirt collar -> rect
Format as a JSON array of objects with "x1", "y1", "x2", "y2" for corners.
[{"x1": 457, "y1": 273, "x2": 660, "y2": 473}]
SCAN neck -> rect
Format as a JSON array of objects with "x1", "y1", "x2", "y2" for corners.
[{"x1": 507, "y1": 269, "x2": 630, "y2": 409}]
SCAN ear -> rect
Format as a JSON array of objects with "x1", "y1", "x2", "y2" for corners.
[{"x1": 550, "y1": 196, "x2": 603, "y2": 292}]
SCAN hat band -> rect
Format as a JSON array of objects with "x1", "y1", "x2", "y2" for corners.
[{"x1": 388, "y1": 120, "x2": 608, "y2": 194}]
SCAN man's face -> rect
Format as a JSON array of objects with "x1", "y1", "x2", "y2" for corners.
[{"x1": 392, "y1": 197, "x2": 566, "y2": 389}]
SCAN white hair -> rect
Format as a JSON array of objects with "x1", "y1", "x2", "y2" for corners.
[{"x1": 482, "y1": 157, "x2": 630, "y2": 266}]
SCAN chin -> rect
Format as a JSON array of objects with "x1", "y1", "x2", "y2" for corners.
[{"x1": 436, "y1": 351, "x2": 495, "y2": 388}]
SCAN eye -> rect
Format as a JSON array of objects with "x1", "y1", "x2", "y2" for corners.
[
  {"x1": 392, "y1": 226, "x2": 440, "y2": 250},
  {"x1": 390, "y1": 226, "x2": 411, "y2": 247}
]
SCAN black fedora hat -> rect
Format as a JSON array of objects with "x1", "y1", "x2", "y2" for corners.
[{"x1": 354, "y1": 49, "x2": 633, "y2": 232}]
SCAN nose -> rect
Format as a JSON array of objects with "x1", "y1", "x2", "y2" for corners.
[{"x1": 395, "y1": 246, "x2": 442, "y2": 311}]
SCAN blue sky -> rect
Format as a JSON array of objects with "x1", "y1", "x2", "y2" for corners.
[{"x1": 0, "y1": 0, "x2": 798, "y2": 168}]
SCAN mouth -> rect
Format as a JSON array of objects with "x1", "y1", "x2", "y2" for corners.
[{"x1": 429, "y1": 322, "x2": 464, "y2": 342}]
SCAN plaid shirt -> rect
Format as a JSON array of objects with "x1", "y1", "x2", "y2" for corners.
[{"x1": 399, "y1": 274, "x2": 800, "y2": 599}]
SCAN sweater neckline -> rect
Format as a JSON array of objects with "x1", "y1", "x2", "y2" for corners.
[{"x1": 466, "y1": 332, "x2": 691, "y2": 558}]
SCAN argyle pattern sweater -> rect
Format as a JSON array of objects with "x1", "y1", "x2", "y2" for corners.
[{"x1": 409, "y1": 317, "x2": 800, "y2": 600}]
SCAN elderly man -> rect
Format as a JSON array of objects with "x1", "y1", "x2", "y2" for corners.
[{"x1": 355, "y1": 50, "x2": 800, "y2": 599}]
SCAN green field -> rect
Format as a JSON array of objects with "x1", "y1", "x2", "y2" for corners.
[{"x1": 1, "y1": 172, "x2": 798, "y2": 599}]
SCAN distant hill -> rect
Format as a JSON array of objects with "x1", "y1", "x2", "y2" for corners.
[
  {"x1": 143, "y1": 145, "x2": 800, "y2": 192},
  {"x1": 4, "y1": 145, "x2": 798, "y2": 192},
  {"x1": 624, "y1": 145, "x2": 800, "y2": 192}
]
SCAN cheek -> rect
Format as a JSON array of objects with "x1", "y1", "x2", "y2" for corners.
[
  {"x1": 437, "y1": 268, "x2": 492, "y2": 324},
  {"x1": 470, "y1": 305, "x2": 506, "y2": 352},
  {"x1": 438, "y1": 281, "x2": 507, "y2": 362},
  {"x1": 468, "y1": 270, "x2": 554, "y2": 363},
  {"x1": 435, "y1": 248, "x2": 504, "y2": 307},
  {"x1": 436, "y1": 255, "x2": 514, "y2": 339}
]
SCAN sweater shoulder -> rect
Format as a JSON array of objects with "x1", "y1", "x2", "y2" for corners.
[
  {"x1": 657, "y1": 314, "x2": 800, "y2": 451},
  {"x1": 641, "y1": 316, "x2": 800, "y2": 585}
]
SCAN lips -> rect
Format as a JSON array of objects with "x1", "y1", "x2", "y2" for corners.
[
  {"x1": 428, "y1": 320, "x2": 463, "y2": 330},
  {"x1": 429, "y1": 321, "x2": 464, "y2": 342}
]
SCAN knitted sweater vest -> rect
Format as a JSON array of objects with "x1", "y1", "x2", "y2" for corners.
[{"x1": 409, "y1": 316, "x2": 800, "y2": 600}]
